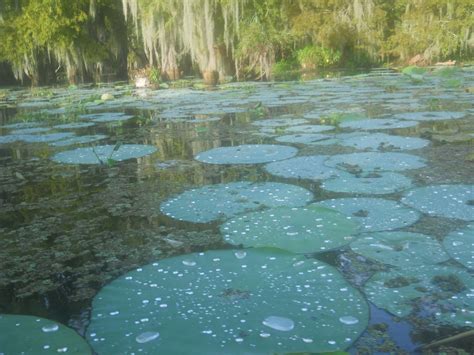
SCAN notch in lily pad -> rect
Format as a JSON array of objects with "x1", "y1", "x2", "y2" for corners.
[
  {"x1": 0, "y1": 314, "x2": 92, "y2": 354},
  {"x1": 87, "y1": 249, "x2": 369, "y2": 354}
]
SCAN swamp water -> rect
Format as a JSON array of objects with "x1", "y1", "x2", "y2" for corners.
[{"x1": 0, "y1": 68, "x2": 473, "y2": 354}]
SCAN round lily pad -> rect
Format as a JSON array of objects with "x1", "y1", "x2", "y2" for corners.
[
  {"x1": 324, "y1": 152, "x2": 426, "y2": 172},
  {"x1": 160, "y1": 182, "x2": 313, "y2": 223},
  {"x1": 394, "y1": 111, "x2": 465, "y2": 121},
  {"x1": 265, "y1": 155, "x2": 340, "y2": 181},
  {"x1": 350, "y1": 231, "x2": 449, "y2": 267},
  {"x1": 252, "y1": 118, "x2": 308, "y2": 127},
  {"x1": 50, "y1": 135, "x2": 108, "y2": 147},
  {"x1": 0, "y1": 314, "x2": 92, "y2": 354},
  {"x1": 221, "y1": 206, "x2": 359, "y2": 253},
  {"x1": 340, "y1": 119, "x2": 418, "y2": 130},
  {"x1": 19, "y1": 132, "x2": 76, "y2": 143},
  {"x1": 401, "y1": 185, "x2": 474, "y2": 221},
  {"x1": 53, "y1": 122, "x2": 96, "y2": 129},
  {"x1": 338, "y1": 133, "x2": 429, "y2": 151},
  {"x1": 364, "y1": 264, "x2": 474, "y2": 327},
  {"x1": 52, "y1": 144, "x2": 157, "y2": 165},
  {"x1": 313, "y1": 198, "x2": 420, "y2": 232},
  {"x1": 87, "y1": 249, "x2": 369, "y2": 354},
  {"x1": 195, "y1": 144, "x2": 298, "y2": 165},
  {"x1": 275, "y1": 134, "x2": 330, "y2": 145},
  {"x1": 443, "y1": 223, "x2": 474, "y2": 269},
  {"x1": 286, "y1": 124, "x2": 335, "y2": 134},
  {"x1": 11, "y1": 127, "x2": 51, "y2": 134},
  {"x1": 321, "y1": 171, "x2": 413, "y2": 195}
]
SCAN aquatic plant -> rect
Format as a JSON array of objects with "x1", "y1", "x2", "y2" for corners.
[
  {"x1": 221, "y1": 206, "x2": 359, "y2": 253},
  {"x1": 87, "y1": 249, "x2": 369, "y2": 353},
  {"x1": 0, "y1": 314, "x2": 92, "y2": 354},
  {"x1": 195, "y1": 144, "x2": 298, "y2": 165},
  {"x1": 401, "y1": 185, "x2": 474, "y2": 221},
  {"x1": 314, "y1": 198, "x2": 420, "y2": 232},
  {"x1": 350, "y1": 231, "x2": 449, "y2": 267},
  {"x1": 443, "y1": 223, "x2": 474, "y2": 270},
  {"x1": 160, "y1": 182, "x2": 313, "y2": 223},
  {"x1": 265, "y1": 155, "x2": 339, "y2": 181}
]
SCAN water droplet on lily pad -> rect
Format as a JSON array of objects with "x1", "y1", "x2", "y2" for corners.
[
  {"x1": 42, "y1": 324, "x2": 59, "y2": 333},
  {"x1": 339, "y1": 316, "x2": 359, "y2": 325},
  {"x1": 160, "y1": 181, "x2": 312, "y2": 223},
  {"x1": 135, "y1": 331, "x2": 160, "y2": 344},
  {"x1": 87, "y1": 249, "x2": 368, "y2": 354},
  {"x1": 195, "y1": 144, "x2": 297, "y2": 164},
  {"x1": 262, "y1": 316, "x2": 294, "y2": 331}
]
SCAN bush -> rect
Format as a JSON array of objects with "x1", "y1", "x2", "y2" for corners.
[
  {"x1": 272, "y1": 59, "x2": 300, "y2": 81},
  {"x1": 297, "y1": 45, "x2": 342, "y2": 69}
]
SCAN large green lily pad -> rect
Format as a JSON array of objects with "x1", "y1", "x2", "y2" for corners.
[
  {"x1": 252, "y1": 117, "x2": 308, "y2": 127},
  {"x1": 394, "y1": 111, "x2": 465, "y2": 121},
  {"x1": 364, "y1": 264, "x2": 474, "y2": 327},
  {"x1": 87, "y1": 249, "x2": 369, "y2": 354},
  {"x1": 0, "y1": 314, "x2": 92, "y2": 354},
  {"x1": 286, "y1": 124, "x2": 335, "y2": 134},
  {"x1": 52, "y1": 144, "x2": 157, "y2": 165},
  {"x1": 195, "y1": 144, "x2": 298, "y2": 165},
  {"x1": 338, "y1": 133, "x2": 429, "y2": 151},
  {"x1": 324, "y1": 152, "x2": 426, "y2": 172},
  {"x1": 350, "y1": 231, "x2": 449, "y2": 267},
  {"x1": 221, "y1": 206, "x2": 359, "y2": 253},
  {"x1": 160, "y1": 182, "x2": 313, "y2": 223},
  {"x1": 443, "y1": 223, "x2": 474, "y2": 269},
  {"x1": 265, "y1": 155, "x2": 340, "y2": 181},
  {"x1": 321, "y1": 171, "x2": 413, "y2": 195},
  {"x1": 313, "y1": 198, "x2": 420, "y2": 232},
  {"x1": 401, "y1": 185, "x2": 474, "y2": 221},
  {"x1": 275, "y1": 133, "x2": 330, "y2": 145}
]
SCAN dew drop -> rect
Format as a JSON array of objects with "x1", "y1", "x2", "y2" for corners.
[
  {"x1": 182, "y1": 260, "x2": 197, "y2": 267},
  {"x1": 57, "y1": 347, "x2": 68, "y2": 353},
  {"x1": 135, "y1": 331, "x2": 160, "y2": 344},
  {"x1": 234, "y1": 251, "x2": 247, "y2": 259},
  {"x1": 42, "y1": 324, "x2": 59, "y2": 333},
  {"x1": 260, "y1": 333, "x2": 271, "y2": 338},
  {"x1": 262, "y1": 316, "x2": 295, "y2": 331},
  {"x1": 339, "y1": 316, "x2": 359, "y2": 325},
  {"x1": 302, "y1": 338, "x2": 313, "y2": 343}
]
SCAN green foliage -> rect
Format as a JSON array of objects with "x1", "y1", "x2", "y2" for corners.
[
  {"x1": 297, "y1": 45, "x2": 342, "y2": 69},
  {"x1": 272, "y1": 59, "x2": 300, "y2": 81}
]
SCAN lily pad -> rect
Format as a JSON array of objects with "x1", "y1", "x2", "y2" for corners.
[
  {"x1": 195, "y1": 144, "x2": 298, "y2": 165},
  {"x1": 160, "y1": 182, "x2": 313, "y2": 223},
  {"x1": 18, "y1": 132, "x2": 76, "y2": 143},
  {"x1": 53, "y1": 122, "x2": 96, "y2": 129},
  {"x1": 338, "y1": 133, "x2": 429, "y2": 151},
  {"x1": 49, "y1": 135, "x2": 108, "y2": 147},
  {"x1": 364, "y1": 264, "x2": 474, "y2": 327},
  {"x1": 324, "y1": 152, "x2": 426, "y2": 172},
  {"x1": 443, "y1": 223, "x2": 474, "y2": 269},
  {"x1": 79, "y1": 112, "x2": 134, "y2": 122},
  {"x1": 87, "y1": 249, "x2": 369, "y2": 354},
  {"x1": 10, "y1": 127, "x2": 51, "y2": 134},
  {"x1": 394, "y1": 111, "x2": 465, "y2": 121},
  {"x1": 350, "y1": 231, "x2": 449, "y2": 267},
  {"x1": 221, "y1": 206, "x2": 359, "y2": 253},
  {"x1": 401, "y1": 185, "x2": 474, "y2": 221},
  {"x1": 313, "y1": 198, "x2": 420, "y2": 232},
  {"x1": 265, "y1": 155, "x2": 340, "y2": 181},
  {"x1": 339, "y1": 119, "x2": 418, "y2": 131},
  {"x1": 0, "y1": 314, "x2": 92, "y2": 354},
  {"x1": 321, "y1": 171, "x2": 413, "y2": 195},
  {"x1": 252, "y1": 118, "x2": 308, "y2": 127},
  {"x1": 52, "y1": 144, "x2": 157, "y2": 165},
  {"x1": 286, "y1": 125, "x2": 335, "y2": 134}
]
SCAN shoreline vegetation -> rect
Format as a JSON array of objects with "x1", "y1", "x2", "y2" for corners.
[{"x1": 0, "y1": 0, "x2": 473, "y2": 87}]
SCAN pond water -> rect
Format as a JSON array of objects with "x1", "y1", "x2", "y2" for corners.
[{"x1": 0, "y1": 68, "x2": 473, "y2": 354}]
